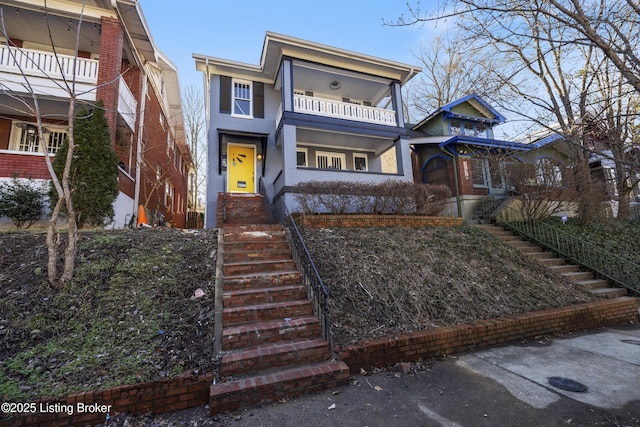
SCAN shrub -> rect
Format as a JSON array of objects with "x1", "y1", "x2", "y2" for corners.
[
  {"x1": 0, "y1": 177, "x2": 46, "y2": 229},
  {"x1": 292, "y1": 181, "x2": 451, "y2": 215}
]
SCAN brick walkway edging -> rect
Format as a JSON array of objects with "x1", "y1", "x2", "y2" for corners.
[
  {"x1": 3, "y1": 297, "x2": 637, "y2": 427},
  {"x1": 337, "y1": 297, "x2": 639, "y2": 374}
]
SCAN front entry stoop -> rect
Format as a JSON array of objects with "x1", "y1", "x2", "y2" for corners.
[
  {"x1": 474, "y1": 224, "x2": 627, "y2": 299},
  {"x1": 211, "y1": 198, "x2": 350, "y2": 415}
]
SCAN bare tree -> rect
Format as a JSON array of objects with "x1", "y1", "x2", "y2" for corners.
[
  {"x1": 182, "y1": 84, "x2": 206, "y2": 212},
  {"x1": 0, "y1": 3, "x2": 89, "y2": 287},
  {"x1": 396, "y1": 0, "x2": 640, "y2": 94},
  {"x1": 394, "y1": 0, "x2": 638, "y2": 223}
]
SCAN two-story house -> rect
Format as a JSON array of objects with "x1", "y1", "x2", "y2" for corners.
[
  {"x1": 194, "y1": 32, "x2": 420, "y2": 228},
  {"x1": 0, "y1": 0, "x2": 191, "y2": 228},
  {"x1": 410, "y1": 94, "x2": 531, "y2": 222}
]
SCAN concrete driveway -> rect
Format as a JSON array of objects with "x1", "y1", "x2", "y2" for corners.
[{"x1": 213, "y1": 324, "x2": 640, "y2": 427}]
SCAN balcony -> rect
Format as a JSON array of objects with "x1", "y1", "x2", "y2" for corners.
[
  {"x1": 118, "y1": 76, "x2": 137, "y2": 130},
  {"x1": 293, "y1": 94, "x2": 397, "y2": 126},
  {"x1": 0, "y1": 45, "x2": 98, "y2": 100}
]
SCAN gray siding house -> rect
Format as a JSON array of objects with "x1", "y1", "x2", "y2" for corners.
[{"x1": 194, "y1": 32, "x2": 420, "y2": 228}]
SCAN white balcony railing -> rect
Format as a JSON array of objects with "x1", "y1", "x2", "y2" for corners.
[
  {"x1": 118, "y1": 76, "x2": 137, "y2": 130},
  {"x1": 293, "y1": 94, "x2": 397, "y2": 126},
  {"x1": 0, "y1": 45, "x2": 98, "y2": 99}
]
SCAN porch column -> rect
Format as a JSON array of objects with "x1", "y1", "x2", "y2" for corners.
[
  {"x1": 96, "y1": 16, "x2": 124, "y2": 147},
  {"x1": 390, "y1": 81, "x2": 404, "y2": 128},
  {"x1": 281, "y1": 59, "x2": 294, "y2": 113}
]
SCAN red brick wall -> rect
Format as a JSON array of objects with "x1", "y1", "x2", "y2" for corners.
[
  {"x1": 0, "y1": 153, "x2": 50, "y2": 180},
  {"x1": 297, "y1": 214, "x2": 463, "y2": 228},
  {"x1": 138, "y1": 84, "x2": 189, "y2": 228},
  {"x1": 338, "y1": 297, "x2": 640, "y2": 373},
  {"x1": 96, "y1": 16, "x2": 124, "y2": 145},
  {"x1": 0, "y1": 372, "x2": 213, "y2": 427}
]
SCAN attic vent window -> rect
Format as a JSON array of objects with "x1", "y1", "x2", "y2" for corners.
[{"x1": 329, "y1": 81, "x2": 341, "y2": 90}]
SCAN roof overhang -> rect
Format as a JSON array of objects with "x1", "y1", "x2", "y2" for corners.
[
  {"x1": 413, "y1": 135, "x2": 532, "y2": 156},
  {"x1": 194, "y1": 31, "x2": 421, "y2": 84},
  {"x1": 112, "y1": 0, "x2": 157, "y2": 64}
]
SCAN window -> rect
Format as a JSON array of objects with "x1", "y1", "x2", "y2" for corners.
[
  {"x1": 450, "y1": 120, "x2": 462, "y2": 136},
  {"x1": 463, "y1": 122, "x2": 475, "y2": 136},
  {"x1": 12, "y1": 124, "x2": 67, "y2": 154},
  {"x1": 536, "y1": 158, "x2": 563, "y2": 187},
  {"x1": 476, "y1": 123, "x2": 488, "y2": 138},
  {"x1": 165, "y1": 182, "x2": 174, "y2": 211},
  {"x1": 316, "y1": 151, "x2": 346, "y2": 170},
  {"x1": 296, "y1": 148, "x2": 308, "y2": 167},
  {"x1": 353, "y1": 153, "x2": 368, "y2": 171},
  {"x1": 232, "y1": 79, "x2": 252, "y2": 117}
]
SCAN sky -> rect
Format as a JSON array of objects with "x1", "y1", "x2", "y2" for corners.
[{"x1": 138, "y1": 0, "x2": 441, "y2": 92}]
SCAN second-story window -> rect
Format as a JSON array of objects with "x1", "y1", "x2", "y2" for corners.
[{"x1": 232, "y1": 79, "x2": 252, "y2": 117}]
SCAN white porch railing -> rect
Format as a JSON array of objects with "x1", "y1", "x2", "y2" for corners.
[
  {"x1": 0, "y1": 44, "x2": 99, "y2": 84},
  {"x1": 118, "y1": 76, "x2": 137, "y2": 130},
  {"x1": 293, "y1": 94, "x2": 397, "y2": 126}
]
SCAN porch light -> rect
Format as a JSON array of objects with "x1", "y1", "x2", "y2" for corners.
[
  {"x1": 329, "y1": 81, "x2": 341, "y2": 90},
  {"x1": 457, "y1": 145, "x2": 471, "y2": 155},
  {"x1": 25, "y1": 124, "x2": 38, "y2": 145},
  {"x1": 257, "y1": 153, "x2": 264, "y2": 161}
]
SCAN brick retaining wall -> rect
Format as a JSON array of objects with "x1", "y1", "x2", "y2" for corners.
[
  {"x1": 297, "y1": 214, "x2": 463, "y2": 228},
  {"x1": 338, "y1": 297, "x2": 639, "y2": 373},
  {"x1": 0, "y1": 372, "x2": 212, "y2": 427},
  {"x1": 3, "y1": 297, "x2": 637, "y2": 426}
]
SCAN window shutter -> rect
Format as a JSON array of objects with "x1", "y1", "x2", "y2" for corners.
[
  {"x1": 254, "y1": 82, "x2": 264, "y2": 118},
  {"x1": 220, "y1": 76, "x2": 231, "y2": 114}
]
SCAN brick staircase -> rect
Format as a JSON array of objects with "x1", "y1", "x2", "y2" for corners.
[
  {"x1": 209, "y1": 193, "x2": 350, "y2": 415},
  {"x1": 475, "y1": 224, "x2": 627, "y2": 298}
]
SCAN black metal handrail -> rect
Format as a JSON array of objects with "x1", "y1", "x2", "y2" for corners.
[
  {"x1": 497, "y1": 206, "x2": 639, "y2": 295},
  {"x1": 259, "y1": 180, "x2": 334, "y2": 353}
]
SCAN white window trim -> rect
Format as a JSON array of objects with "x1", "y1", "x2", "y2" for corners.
[
  {"x1": 9, "y1": 123, "x2": 68, "y2": 154},
  {"x1": 296, "y1": 147, "x2": 308, "y2": 167},
  {"x1": 316, "y1": 151, "x2": 346, "y2": 170},
  {"x1": 231, "y1": 78, "x2": 253, "y2": 119},
  {"x1": 353, "y1": 153, "x2": 368, "y2": 171}
]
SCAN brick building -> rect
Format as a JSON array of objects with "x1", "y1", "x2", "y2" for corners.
[{"x1": 0, "y1": 0, "x2": 191, "y2": 228}]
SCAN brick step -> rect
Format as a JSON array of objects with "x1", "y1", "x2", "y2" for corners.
[
  {"x1": 577, "y1": 279, "x2": 611, "y2": 290},
  {"x1": 224, "y1": 248, "x2": 293, "y2": 264},
  {"x1": 223, "y1": 284, "x2": 307, "y2": 307},
  {"x1": 224, "y1": 240, "x2": 290, "y2": 253},
  {"x1": 527, "y1": 251, "x2": 556, "y2": 260},
  {"x1": 223, "y1": 300, "x2": 314, "y2": 325},
  {"x1": 562, "y1": 271, "x2": 594, "y2": 282},
  {"x1": 209, "y1": 360, "x2": 350, "y2": 415},
  {"x1": 498, "y1": 235, "x2": 521, "y2": 241},
  {"x1": 223, "y1": 228, "x2": 287, "y2": 242},
  {"x1": 512, "y1": 244, "x2": 543, "y2": 254},
  {"x1": 223, "y1": 271, "x2": 302, "y2": 290},
  {"x1": 589, "y1": 287, "x2": 627, "y2": 298},
  {"x1": 221, "y1": 338, "x2": 330, "y2": 377},
  {"x1": 223, "y1": 259, "x2": 298, "y2": 276},
  {"x1": 507, "y1": 240, "x2": 539, "y2": 249},
  {"x1": 223, "y1": 316, "x2": 321, "y2": 350},
  {"x1": 537, "y1": 257, "x2": 566, "y2": 267},
  {"x1": 549, "y1": 264, "x2": 580, "y2": 274}
]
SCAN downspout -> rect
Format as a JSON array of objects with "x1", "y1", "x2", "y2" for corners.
[
  {"x1": 203, "y1": 58, "x2": 211, "y2": 228},
  {"x1": 133, "y1": 74, "x2": 148, "y2": 222},
  {"x1": 441, "y1": 145, "x2": 463, "y2": 220}
]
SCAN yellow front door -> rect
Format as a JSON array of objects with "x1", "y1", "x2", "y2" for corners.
[{"x1": 227, "y1": 145, "x2": 255, "y2": 192}]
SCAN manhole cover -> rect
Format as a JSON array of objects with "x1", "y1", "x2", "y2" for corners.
[
  {"x1": 621, "y1": 339, "x2": 640, "y2": 346},
  {"x1": 548, "y1": 377, "x2": 588, "y2": 392}
]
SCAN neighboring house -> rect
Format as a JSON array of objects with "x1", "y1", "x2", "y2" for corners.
[
  {"x1": 522, "y1": 126, "x2": 640, "y2": 218},
  {"x1": 194, "y1": 32, "x2": 421, "y2": 228},
  {"x1": 0, "y1": 0, "x2": 191, "y2": 228},
  {"x1": 409, "y1": 94, "x2": 531, "y2": 222}
]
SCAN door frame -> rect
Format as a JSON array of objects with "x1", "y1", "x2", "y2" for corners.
[{"x1": 226, "y1": 143, "x2": 256, "y2": 193}]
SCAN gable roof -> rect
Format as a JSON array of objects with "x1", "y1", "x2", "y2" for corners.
[{"x1": 412, "y1": 94, "x2": 506, "y2": 131}]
